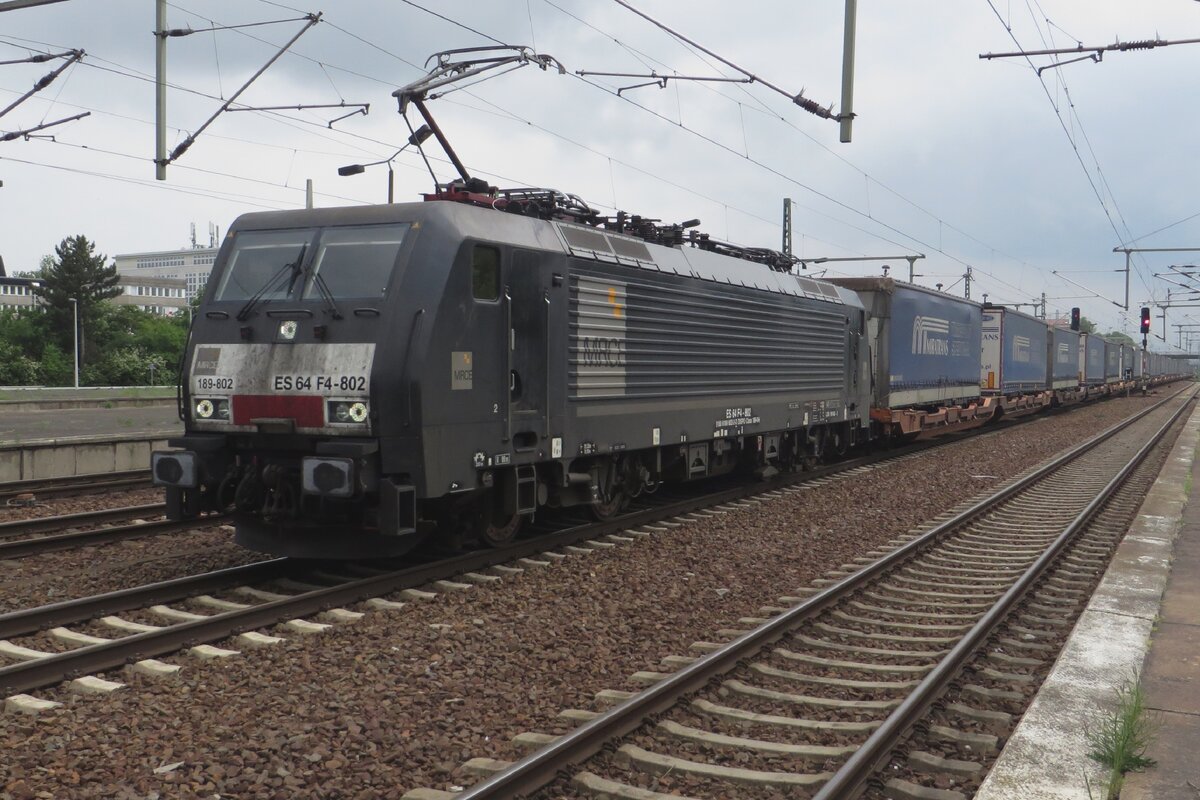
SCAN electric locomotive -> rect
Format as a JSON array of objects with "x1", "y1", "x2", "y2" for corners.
[{"x1": 152, "y1": 190, "x2": 872, "y2": 558}]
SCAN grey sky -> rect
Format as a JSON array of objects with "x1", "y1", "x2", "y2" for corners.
[{"x1": 2, "y1": 1, "x2": 1198, "y2": 347}]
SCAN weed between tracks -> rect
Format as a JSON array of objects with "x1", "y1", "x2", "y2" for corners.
[{"x1": 1084, "y1": 670, "x2": 1159, "y2": 800}]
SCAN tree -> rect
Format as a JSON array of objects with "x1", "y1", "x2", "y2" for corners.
[
  {"x1": 1078, "y1": 316, "x2": 1097, "y2": 335},
  {"x1": 1103, "y1": 330, "x2": 1135, "y2": 345},
  {"x1": 0, "y1": 341, "x2": 42, "y2": 385},
  {"x1": 33, "y1": 236, "x2": 121, "y2": 369}
]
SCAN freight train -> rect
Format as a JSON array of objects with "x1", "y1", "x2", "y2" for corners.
[{"x1": 150, "y1": 188, "x2": 1183, "y2": 558}]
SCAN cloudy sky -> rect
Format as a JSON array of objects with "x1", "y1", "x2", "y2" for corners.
[{"x1": 2, "y1": 0, "x2": 1199, "y2": 349}]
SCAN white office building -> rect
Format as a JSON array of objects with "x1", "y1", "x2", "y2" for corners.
[{"x1": 113, "y1": 246, "x2": 219, "y2": 301}]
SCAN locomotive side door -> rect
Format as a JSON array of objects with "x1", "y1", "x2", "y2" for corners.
[{"x1": 507, "y1": 249, "x2": 548, "y2": 451}]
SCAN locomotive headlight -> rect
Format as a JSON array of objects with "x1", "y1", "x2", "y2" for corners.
[
  {"x1": 195, "y1": 399, "x2": 214, "y2": 419},
  {"x1": 327, "y1": 400, "x2": 369, "y2": 425},
  {"x1": 215, "y1": 399, "x2": 230, "y2": 420}
]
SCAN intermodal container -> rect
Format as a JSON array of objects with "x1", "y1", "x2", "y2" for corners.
[
  {"x1": 824, "y1": 277, "x2": 982, "y2": 409},
  {"x1": 1047, "y1": 326, "x2": 1081, "y2": 389},
  {"x1": 981, "y1": 306, "x2": 1049, "y2": 394}
]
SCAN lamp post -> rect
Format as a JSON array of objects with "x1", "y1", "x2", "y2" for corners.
[
  {"x1": 67, "y1": 295, "x2": 79, "y2": 388},
  {"x1": 337, "y1": 124, "x2": 433, "y2": 203}
]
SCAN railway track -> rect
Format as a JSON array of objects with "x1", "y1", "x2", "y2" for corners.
[
  {"x1": 0, "y1": 470, "x2": 151, "y2": 504},
  {"x1": 0, "y1": 503, "x2": 167, "y2": 539},
  {"x1": 0, "y1": 406, "x2": 1002, "y2": 565},
  {"x1": 0, "y1": 390, "x2": 1151, "y2": 562},
  {"x1": 0, "y1": 391, "x2": 1183, "y2": 724},
  {"x1": 409, "y1": 385, "x2": 1195, "y2": 799},
  {"x1": 0, "y1": 396, "x2": 1103, "y2": 699},
  {"x1": 0, "y1": 511, "x2": 222, "y2": 560}
]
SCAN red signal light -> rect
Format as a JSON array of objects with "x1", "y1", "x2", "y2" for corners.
[{"x1": 1140, "y1": 307, "x2": 1151, "y2": 335}]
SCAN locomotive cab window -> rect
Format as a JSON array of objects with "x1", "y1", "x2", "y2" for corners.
[
  {"x1": 303, "y1": 223, "x2": 410, "y2": 299},
  {"x1": 471, "y1": 245, "x2": 500, "y2": 301},
  {"x1": 212, "y1": 229, "x2": 316, "y2": 302}
]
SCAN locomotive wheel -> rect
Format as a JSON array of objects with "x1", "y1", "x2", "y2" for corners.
[
  {"x1": 480, "y1": 507, "x2": 522, "y2": 547},
  {"x1": 590, "y1": 489, "x2": 626, "y2": 521}
]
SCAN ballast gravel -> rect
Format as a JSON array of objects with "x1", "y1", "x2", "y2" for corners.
[
  {"x1": 0, "y1": 527, "x2": 258, "y2": 613},
  {"x1": 0, "y1": 487, "x2": 164, "y2": 523},
  {"x1": 0, "y1": 395, "x2": 1167, "y2": 799}
]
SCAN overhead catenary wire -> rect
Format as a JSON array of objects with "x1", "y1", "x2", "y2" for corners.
[
  {"x1": 0, "y1": 0, "x2": 1166, "y2": 326},
  {"x1": 252, "y1": 0, "x2": 1016, "y2": 283},
  {"x1": 607, "y1": 0, "x2": 838, "y2": 121},
  {"x1": 0, "y1": 152, "x2": 294, "y2": 209},
  {"x1": 0, "y1": 110, "x2": 88, "y2": 141},
  {"x1": 984, "y1": 0, "x2": 1158, "y2": 307},
  {"x1": 160, "y1": 12, "x2": 322, "y2": 168},
  {"x1": 0, "y1": 47, "x2": 81, "y2": 120},
  {"x1": 537, "y1": 0, "x2": 1046, "y2": 282},
  {"x1": 341, "y1": 0, "x2": 1043, "y2": 307},
  {"x1": 239, "y1": 2, "x2": 880, "y2": 257},
  {"x1": 386, "y1": 2, "x2": 944, "y2": 255},
  {"x1": 4, "y1": 7, "x2": 976, "y2": 288}
]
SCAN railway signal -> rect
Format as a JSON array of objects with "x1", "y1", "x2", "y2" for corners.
[{"x1": 1070, "y1": 307, "x2": 1081, "y2": 331}]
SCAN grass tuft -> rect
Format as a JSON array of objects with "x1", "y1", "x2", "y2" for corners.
[{"x1": 1085, "y1": 670, "x2": 1159, "y2": 799}]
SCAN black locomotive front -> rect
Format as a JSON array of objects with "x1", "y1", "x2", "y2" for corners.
[{"x1": 152, "y1": 206, "x2": 432, "y2": 559}]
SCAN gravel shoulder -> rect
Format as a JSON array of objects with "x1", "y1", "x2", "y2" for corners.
[
  {"x1": 0, "y1": 525, "x2": 256, "y2": 613},
  {"x1": 0, "y1": 394, "x2": 1168, "y2": 799},
  {"x1": 0, "y1": 488, "x2": 164, "y2": 524}
]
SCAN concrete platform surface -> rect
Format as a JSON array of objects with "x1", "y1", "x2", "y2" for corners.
[
  {"x1": 1124, "y1": 477, "x2": 1200, "y2": 799},
  {"x1": 0, "y1": 386, "x2": 174, "y2": 401},
  {"x1": 0, "y1": 404, "x2": 182, "y2": 444},
  {"x1": 975, "y1": 401, "x2": 1200, "y2": 800}
]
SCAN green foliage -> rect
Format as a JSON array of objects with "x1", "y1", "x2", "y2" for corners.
[
  {"x1": 0, "y1": 340, "x2": 42, "y2": 385},
  {"x1": 81, "y1": 345, "x2": 172, "y2": 386},
  {"x1": 39, "y1": 343, "x2": 72, "y2": 386},
  {"x1": 0, "y1": 310, "x2": 76, "y2": 386},
  {"x1": 0, "y1": 308, "x2": 45, "y2": 355},
  {"x1": 33, "y1": 235, "x2": 122, "y2": 366},
  {"x1": 1103, "y1": 330, "x2": 1136, "y2": 346},
  {"x1": 77, "y1": 307, "x2": 184, "y2": 385},
  {"x1": 1078, "y1": 315, "x2": 1097, "y2": 335},
  {"x1": 1085, "y1": 671, "x2": 1159, "y2": 800},
  {"x1": 0, "y1": 236, "x2": 189, "y2": 387}
]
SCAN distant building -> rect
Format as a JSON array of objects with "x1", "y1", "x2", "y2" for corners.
[
  {"x1": 0, "y1": 273, "x2": 37, "y2": 312},
  {"x1": 115, "y1": 275, "x2": 189, "y2": 316},
  {"x1": 113, "y1": 246, "x2": 219, "y2": 301},
  {"x1": 0, "y1": 268, "x2": 188, "y2": 316}
]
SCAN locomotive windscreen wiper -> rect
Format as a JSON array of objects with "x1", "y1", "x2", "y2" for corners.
[
  {"x1": 235, "y1": 244, "x2": 307, "y2": 321},
  {"x1": 308, "y1": 270, "x2": 344, "y2": 320}
]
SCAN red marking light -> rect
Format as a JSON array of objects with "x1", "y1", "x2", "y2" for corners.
[{"x1": 232, "y1": 395, "x2": 325, "y2": 428}]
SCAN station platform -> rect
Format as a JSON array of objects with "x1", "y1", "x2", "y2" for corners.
[
  {"x1": 0, "y1": 385, "x2": 175, "y2": 410},
  {"x1": 0, "y1": 403, "x2": 181, "y2": 481},
  {"x1": 0, "y1": 403, "x2": 181, "y2": 445},
  {"x1": 976, "y1": 404, "x2": 1200, "y2": 799}
]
